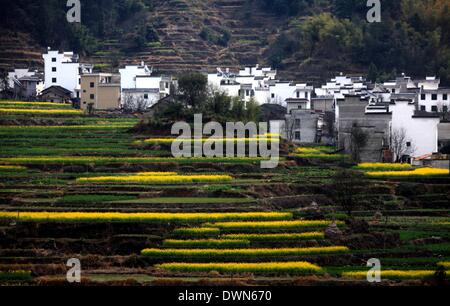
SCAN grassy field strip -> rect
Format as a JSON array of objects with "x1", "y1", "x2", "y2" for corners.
[
  {"x1": 221, "y1": 232, "x2": 325, "y2": 241},
  {"x1": 0, "y1": 211, "x2": 293, "y2": 223},
  {"x1": 172, "y1": 227, "x2": 221, "y2": 237},
  {"x1": 142, "y1": 246, "x2": 349, "y2": 259},
  {"x1": 0, "y1": 156, "x2": 270, "y2": 165},
  {"x1": 162, "y1": 239, "x2": 251, "y2": 249},
  {"x1": 156, "y1": 262, "x2": 323, "y2": 275},
  {"x1": 0, "y1": 270, "x2": 33, "y2": 281},
  {"x1": 203, "y1": 220, "x2": 344, "y2": 232},
  {"x1": 109, "y1": 197, "x2": 255, "y2": 204},
  {"x1": 341, "y1": 270, "x2": 448, "y2": 280}
]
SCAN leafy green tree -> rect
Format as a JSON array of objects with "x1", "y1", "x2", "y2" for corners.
[{"x1": 178, "y1": 72, "x2": 208, "y2": 110}]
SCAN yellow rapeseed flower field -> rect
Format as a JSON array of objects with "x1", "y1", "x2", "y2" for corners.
[
  {"x1": 0, "y1": 109, "x2": 82, "y2": 115},
  {"x1": 142, "y1": 246, "x2": 349, "y2": 258},
  {"x1": 143, "y1": 136, "x2": 279, "y2": 144},
  {"x1": 356, "y1": 163, "x2": 413, "y2": 171},
  {"x1": 367, "y1": 168, "x2": 449, "y2": 177},
  {"x1": 222, "y1": 232, "x2": 325, "y2": 241},
  {"x1": 0, "y1": 165, "x2": 27, "y2": 171},
  {"x1": 156, "y1": 262, "x2": 323, "y2": 274},
  {"x1": 342, "y1": 270, "x2": 437, "y2": 280},
  {"x1": 0, "y1": 211, "x2": 292, "y2": 223},
  {"x1": 0, "y1": 101, "x2": 69, "y2": 106},
  {"x1": 76, "y1": 173, "x2": 233, "y2": 184},
  {"x1": 205, "y1": 220, "x2": 343, "y2": 231},
  {"x1": 437, "y1": 262, "x2": 450, "y2": 268}
]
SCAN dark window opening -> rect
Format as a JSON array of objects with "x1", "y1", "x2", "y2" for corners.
[
  {"x1": 90, "y1": 94, "x2": 95, "y2": 99},
  {"x1": 51, "y1": 58, "x2": 56, "y2": 62},
  {"x1": 52, "y1": 67, "x2": 56, "y2": 72},
  {"x1": 421, "y1": 94, "x2": 426, "y2": 100},
  {"x1": 432, "y1": 105, "x2": 438, "y2": 112},
  {"x1": 432, "y1": 94, "x2": 437, "y2": 100},
  {"x1": 90, "y1": 82, "x2": 95, "y2": 88},
  {"x1": 52, "y1": 78, "x2": 57, "y2": 83},
  {"x1": 420, "y1": 105, "x2": 426, "y2": 111}
]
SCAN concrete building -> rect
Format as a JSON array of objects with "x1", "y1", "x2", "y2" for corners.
[
  {"x1": 208, "y1": 65, "x2": 313, "y2": 106},
  {"x1": 337, "y1": 96, "x2": 392, "y2": 162},
  {"x1": 390, "y1": 98, "x2": 441, "y2": 159},
  {"x1": 42, "y1": 49, "x2": 93, "y2": 98},
  {"x1": 119, "y1": 62, "x2": 174, "y2": 109},
  {"x1": 13, "y1": 74, "x2": 44, "y2": 99},
  {"x1": 80, "y1": 73, "x2": 121, "y2": 110}
]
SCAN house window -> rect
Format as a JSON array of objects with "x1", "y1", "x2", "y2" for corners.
[
  {"x1": 432, "y1": 105, "x2": 438, "y2": 112},
  {"x1": 52, "y1": 58, "x2": 56, "y2": 62},
  {"x1": 52, "y1": 78, "x2": 57, "y2": 83},
  {"x1": 144, "y1": 94, "x2": 149, "y2": 99},
  {"x1": 296, "y1": 92, "x2": 300, "y2": 98},
  {"x1": 420, "y1": 94, "x2": 426, "y2": 100},
  {"x1": 165, "y1": 82, "x2": 169, "y2": 89},
  {"x1": 90, "y1": 82, "x2": 95, "y2": 88},
  {"x1": 271, "y1": 93, "x2": 275, "y2": 99},
  {"x1": 420, "y1": 105, "x2": 426, "y2": 111},
  {"x1": 52, "y1": 67, "x2": 56, "y2": 72},
  {"x1": 246, "y1": 90, "x2": 250, "y2": 96},
  {"x1": 406, "y1": 142, "x2": 411, "y2": 147},
  {"x1": 443, "y1": 106, "x2": 448, "y2": 113},
  {"x1": 294, "y1": 131, "x2": 301, "y2": 140},
  {"x1": 444, "y1": 94, "x2": 448, "y2": 100},
  {"x1": 90, "y1": 94, "x2": 95, "y2": 100},
  {"x1": 295, "y1": 119, "x2": 301, "y2": 129},
  {"x1": 392, "y1": 89, "x2": 396, "y2": 94},
  {"x1": 432, "y1": 94, "x2": 437, "y2": 100}
]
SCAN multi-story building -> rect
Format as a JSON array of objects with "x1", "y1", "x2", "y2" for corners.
[
  {"x1": 119, "y1": 62, "x2": 174, "y2": 109},
  {"x1": 208, "y1": 65, "x2": 313, "y2": 106},
  {"x1": 80, "y1": 73, "x2": 121, "y2": 110},
  {"x1": 42, "y1": 49, "x2": 93, "y2": 98}
]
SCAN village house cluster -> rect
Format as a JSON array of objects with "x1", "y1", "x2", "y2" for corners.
[{"x1": 2, "y1": 49, "x2": 449, "y2": 165}]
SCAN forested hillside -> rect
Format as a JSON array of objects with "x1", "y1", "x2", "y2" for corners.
[{"x1": 0, "y1": 0, "x2": 449, "y2": 84}]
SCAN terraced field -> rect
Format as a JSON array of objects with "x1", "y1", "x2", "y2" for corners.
[{"x1": 0, "y1": 101, "x2": 449, "y2": 286}]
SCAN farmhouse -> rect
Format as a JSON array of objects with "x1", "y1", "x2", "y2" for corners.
[
  {"x1": 42, "y1": 48, "x2": 93, "y2": 98},
  {"x1": 208, "y1": 65, "x2": 313, "y2": 106},
  {"x1": 39, "y1": 86, "x2": 72, "y2": 103},
  {"x1": 80, "y1": 73, "x2": 121, "y2": 110},
  {"x1": 119, "y1": 62, "x2": 174, "y2": 109}
]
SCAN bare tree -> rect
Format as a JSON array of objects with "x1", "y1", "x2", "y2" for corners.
[
  {"x1": 135, "y1": 96, "x2": 149, "y2": 113},
  {"x1": 390, "y1": 127, "x2": 415, "y2": 162},
  {"x1": 284, "y1": 116, "x2": 296, "y2": 142},
  {"x1": 350, "y1": 124, "x2": 368, "y2": 163}
]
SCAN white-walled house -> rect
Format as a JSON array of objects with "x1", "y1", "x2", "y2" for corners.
[
  {"x1": 42, "y1": 49, "x2": 93, "y2": 98},
  {"x1": 208, "y1": 65, "x2": 313, "y2": 107},
  {"x1": 7, "y1": 69, "x2": 36, "y2": 89},
  {"x1": 119, "y1": 62, "x2": 174, "y2": 109},
  {"x1": 389, "y1": 99, "x2": 441, "y2": 158}
]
